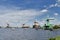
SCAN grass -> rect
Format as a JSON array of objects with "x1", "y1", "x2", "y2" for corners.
[
  {"x1": 49, "y1": 36, "x2": 60, "y2": 40},
  {"x1": 55, "y1": 36, "x2": 60, "y2": 40}
]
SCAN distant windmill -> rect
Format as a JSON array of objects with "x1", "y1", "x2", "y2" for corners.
[
  {"x1": 6, "y1": 20, "x2": 11, "y2": 28},
  {"x1": 6, "y1": 23, "x2": 10, "y2": 28}
]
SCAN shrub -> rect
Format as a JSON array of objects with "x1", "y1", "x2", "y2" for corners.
[
  {"x1": 49, "y1": 38, "x2": 55, "y2": 40},
  {"x1": 53, "y1": 25, "x2": 59, "y2": 29}
]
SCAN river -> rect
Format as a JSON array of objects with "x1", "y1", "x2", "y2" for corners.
[{"x1": 0, "y1": 28, "x2": 60, "y2": 40}]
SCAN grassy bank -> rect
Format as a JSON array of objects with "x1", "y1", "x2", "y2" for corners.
[{"x1": 49, "y1": 36, "x2": 60, "y2": 40}]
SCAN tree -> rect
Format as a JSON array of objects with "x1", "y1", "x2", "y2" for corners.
[{"x1": 53, "y1": 25, "x2": 60, "y2": 29}]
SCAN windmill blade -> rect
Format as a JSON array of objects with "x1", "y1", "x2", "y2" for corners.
[{"x1": 48, "y1": 18, "x2": 54, "y2": 20}]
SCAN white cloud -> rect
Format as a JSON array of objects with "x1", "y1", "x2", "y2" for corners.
[
  {"x1": 0, "y1": 6, "x2": 48, "y2": 27},
  {"x1": 40, "y1": 9, "x2": 48, "y2": 13},
  {"x1": 54, "y1": 13, "x2": 58, "y2": 16},
  {"x1": 46, "y1": 0, "x2": 60, "y2": 9},
  {"x1": 48, "y1": 4, "x2": 60, "y2": 9}
]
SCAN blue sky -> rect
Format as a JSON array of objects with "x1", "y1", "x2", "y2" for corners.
[{"x1": 0, "y1": 0, "x2": 60, "y2": 27}]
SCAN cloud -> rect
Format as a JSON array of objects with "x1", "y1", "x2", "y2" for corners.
[
  {"x1": 40, "y1": 9, "x2": 48, "y2": 13},
  {"x1": 0, "y1": 5, "x2": 48, "y2": 27},
  {"x1": 54, "y1": 13, "x2": 58, "y2": 16},
  {"x1": 45, "y1": 0, "x2": 60, "y2": 9}
]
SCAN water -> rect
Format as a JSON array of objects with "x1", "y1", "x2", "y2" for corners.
[{"x1": 0, "y1": 28, "x2": 60, "y2": 40}]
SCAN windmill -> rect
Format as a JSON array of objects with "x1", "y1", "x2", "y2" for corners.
[
  {"x1": 6, "y1": 23, "x2": 10, "y2": 28},
  {"x1": 44, "y1": 15, "x2": 54, "y2": 30}
]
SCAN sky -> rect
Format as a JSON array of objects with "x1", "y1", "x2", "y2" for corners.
[{"x1": 0, "y1": 0, "x2": 60, "y2": 27}]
